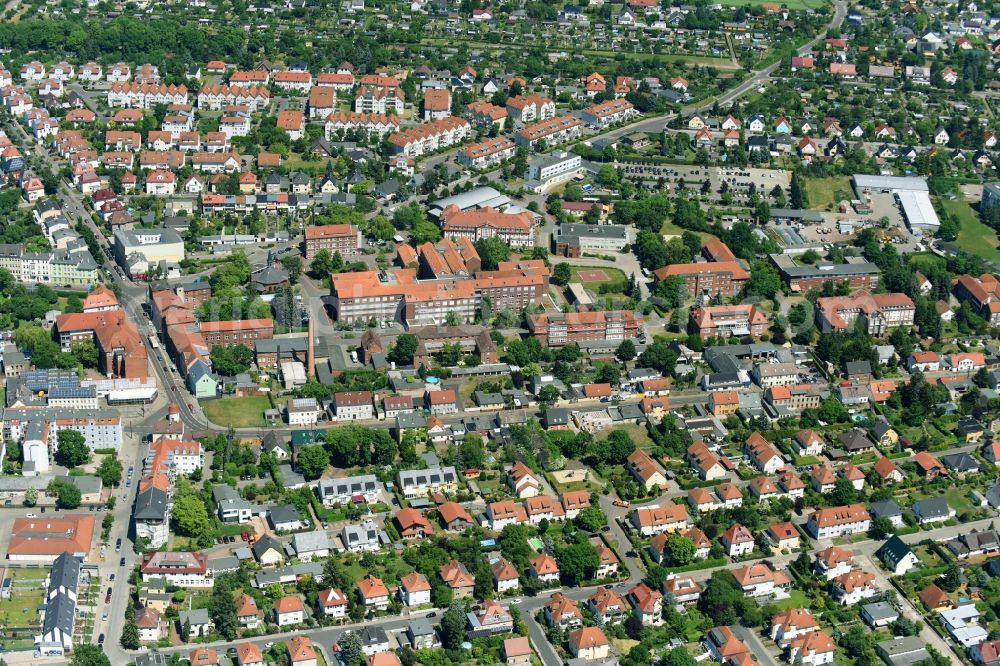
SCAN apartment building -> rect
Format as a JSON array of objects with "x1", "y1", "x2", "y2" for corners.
[
  {"x1": 581, "y1": 98, "x2": 637, "y2": 128},
  {"x1": 107, "y1": 83, "x2": 188, "y2": 109},
  {"x1": 303, "y1": 224, "x2": 362, "y2": 260},
  {"x1": 506, "y1": 94, "x2": 556, "y2": 124},
  {"x1": 273, "y1": 70, "x2": 313, "y2": 93},
  {"x1": 354, "y1": 85, "x2": 404, "y2": 114},
  {"x1": 324, "y1": 112, "x2": 400, "y2": 139},
  {"x1": 528, "y1": 310, "x2": 641, "y2": 347},
  {"x1": 457, "y1": 137, "x2": 517, "y2": 169},
  {"x1": 806, "y1": 504, "x2": 871, "y2": 539},
  {"x1": 515, "y1": 116, "x2": 583, "y2": 149},
  {"x1": 770, "y1": 254, "x2": 880, "y2": 292},
  {"x1": 815, "y1": 291, "x2": 915, "y2": 335},
  {"x1": 689, "y1": 304, "x2": 768, "y2": 338},
  {"x1": 464, "y1": 100, "x2": 507, "y2": 130},
  {"x1": 140, "y1": 551, "x2": 211, "y2": 587},
  {"x1": 654, "y1": 261, "x2": 750, "y2": 299},
  {"x1": 197, "y1": 85, "x2": 271, "y2": 112},
  {"x1": 54, "y1": 310, "x2": 148, "y2": 380},
  {"x1": 397, "y1": 466, "x2": 458, "y2": 498},
  {"x1": 387, "y1": 117, "x2": 471, "y2": 157}
]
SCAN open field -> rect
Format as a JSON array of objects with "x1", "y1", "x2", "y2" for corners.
[
  {"x1": 941, "y1": 197, "x2": 1000, "y2": 265},
  {"x1": 593, "y1": 423, "x2": 654, "y2": 448},
  {"x1": 201, "y1": 396, "x2": 272, "y2": 428},
  {"x1": 570, "y1": 265, "x2": 627, "y2": 294},
  {"x1": 803, "y1": 176, "x2": 853, "y2": 211}
]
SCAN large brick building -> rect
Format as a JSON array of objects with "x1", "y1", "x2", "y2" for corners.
[
  {"x1": 689, "y1": 304, "x2": 768, "y2": 338},
  {"x1": 528, "y1": 310, "x2": 641, "y2": 347},
  {"x1": 303, "y1": 224, "x2": 362, "y2": 260},
  {"x1": 654, "y1": 261, "x2": 749, "y2": 299},
  {"x1": 55, "y1": 310, "x2": 148, "y2": 380},
  {"x1": 815, "y1": 291, "x2": 915, "y2": 335},
  {"x1": 770, "y1": 254, "x2": 880, "y2": 293},
  {"x1": 200, "y1": 319, "x2": 274, "y2": 350}
]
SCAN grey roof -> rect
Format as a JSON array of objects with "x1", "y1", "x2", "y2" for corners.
[
  {"x1": 63, "y1": 475, "x2": 101, "y2": 495},
  {"x1": 554, "y1": 223, "x2": 628, "y2": 246},
  {"x1": 317, "y1": 474, "x2": 380, "y2": 500},
  {"x1": 876, "y1": 636, "x2": 929, "y2": 666},
  {"x1": 863, "y1": 601, "x2": 899, "y2": 623},
  {"x1": 179, "y1": 608, "x2": 211, "y2": 626},
  {"x1": 360, "y1": 625, "x2": 389, "y2": 645},
  {"x1": 869, "y1": 500, "x2": 902, "y2": 518},
  {"x1": 408, "y1": 618, "x2": 434, "y2": 637},
  {"x1": 543, "y1": 408, "x2": 570, "y2": 427},
  {"x1": 838, "y1": 429, "x2": 874, "y2": 451},
  {"x1": 207, "y1": 555, "x2": 240, "y2": 574},
  {"x1": 428, "y1": 187, "x2": 510, "y2": 216},
  {"x1": 268, "y1": 504, "x2": 301, "y2": 527},
  {"x1": 293, "y1": 530, "x2": 331, "y2": 554},
  {"x1": 878, "y1": 535, "x2": 913, "y2": 563},
  {"x1": 277, "y1": 463, "x2": 306, "y2": 488},
  {"x1": 49, "y1": 552, "x2": 80, "y2": 596},
  {"x1": 261, "y1": 430, "x2": 290, "y2": 454},
  {"x1": 844, "y1": 360, "x2": 872, "y2": 375},
  {"x1": 912, "y1": 497, "x2": 951, "y2": 519},
  {"x1": 135, "y1": 485, "x2": 169, "y2": 521},
  {"x1": 852, "y1": 174, "x2": 929, "y2": 192},
  {"x1": 941, "y1": 452, "x2": 980, "y2": 472},
  {"x1": 135, "y1": 653, "x2": 168, "y2": 666},
  {"x1": 253, "y1": 535, "x2": 284, "y2": 559}
]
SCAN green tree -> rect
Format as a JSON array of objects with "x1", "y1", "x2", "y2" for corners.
[
  {"x1": 439, "y1": 603, "x2": 468, "y2": 649},
  {"x1": 71, "y1": 645, "x2": 111, "y2": 666},
  {"x1": 537, "y1": 384, "x2": 561, "y2": 407},
  {"x1": 663, "y1": 647, "x2": 697, "y2": 666},
  {"x1": 54, "y1": 480, "x2": 81, "y2": 509},
  {"x1": 615, "y1": 339, "x2": 636, "y2": 362},
  {"x1": 209, "y1": 344, "x2": 255, "y2": 376},
  {"x1": 172, "y1": 494, "x2": 209, "y2": 536},
  {"x1": 97, "y1": 457, "x2": 123, "y2": 487},
  {"x1": 552, "y1": 262, "x2": 571, "y2": 286},
  {"x1": 575, "y1": 506, "x2": 607, "y2": 532},
  {"x1": 55, "y1": 429, "x2": 90, "y2": 468},
  {"x1": 119, "y1": 619, "x2": 140, "y2": 649},
  {"x1": 744, "y1": 260, "x2": 782, "y2": 299},
  {"x1": 556, "y1": 541, "x2": 600, "y2": 585},
  {"x1": 23, "y1": 487, "x2": 37, "y2": 507},
  {"x1": 870, "y1": 516, "x2": 895, "y2": 539},
  {"x1": 71, "y1": 339, "x2": 99, "y2": 368},
  {"x1": 666, "y1": 534, "x2": 696, "y2": 566},
  {"x1": 411, "y1": 219, "x2": 442, "y2": 244},
  {"x1": 297, "y1": 444, "x2": 330, "y2": 479},
  {"x1": 338, "y1": 631, "x2": 364, "y2": 665},
  {"x1": 309, "y1": 249, "x2": 337, "y2": 278},
  {"x1": 474, "y1": 237, "x2": 511, "y2": 270},
  {"x1": 388, "y1": 334, "x2": 418, "y2": 365},
  {"x1": 209, "y1": 578, "x2": 240, "y2": 640}
]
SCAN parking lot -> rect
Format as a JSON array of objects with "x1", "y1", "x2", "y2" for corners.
[{"x1": 616, "y1": 162, "x2": 791, "y2": 205}]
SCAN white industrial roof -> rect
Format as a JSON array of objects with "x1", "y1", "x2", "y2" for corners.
[
  {"x1": 896, "y1": 190, "x2": 940, "y2": 231},
  {"x1": 852, "y1": 174, "x2": 929, "y2": 192}
]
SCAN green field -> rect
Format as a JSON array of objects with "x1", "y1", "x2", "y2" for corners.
[
  {"x1": 201, "y1": 396, "x2": 273, "y2": 428},
  {"x1": 803, "y1": 176, "x2": 853, "y2": 211},
  {"x1": 0, "y1": 584, "x2": 43, "y2": 631},
  {"x1": 569, "y1": 265, "x2": 628, "y2": 294},
  {"x1": 941, "y1": 197, "x2": 1000, "y2": 265}
]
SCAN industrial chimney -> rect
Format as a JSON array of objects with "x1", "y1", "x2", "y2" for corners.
[{"x1": 306, "y1": 318, "x2": 315, "y2": 378}]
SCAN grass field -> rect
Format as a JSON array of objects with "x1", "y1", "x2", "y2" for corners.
[
  {"x1": 941, "y1": 197, "x2": 1000, "y2": 265},
  {"x1": 0, "y1": 585, "x2": 43, "y2": 630},
  {"x1": 569, "y1": 265, "x2": 628, "y2": 294},
  {"x1": 661, "y1": 221, "x2": 714, "y2": 239},
  {"x1": 594, "y1": 423, "x2": 654, "y2": 448},
  {"x1": 803, "y1": 176, "x2": 853, "y2": 211},
  {"x1": 201, "y1": 396, "x2": 272, "y2": 428},
  {"x1": 771, "y1": 589, "x2": 810, "y2": 610}
]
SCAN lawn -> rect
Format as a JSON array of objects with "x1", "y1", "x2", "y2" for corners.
[
  {"x1": 803, "y1": 176, "x2": 853, "y2": 211},
  {"x1": 594, "y1": 423, "x2": 654, "y2": 448},
  {"x1": 0, "y1": 585, "x2": 43, "y2": 630},
  {"x1": 569, "y1": 265, "x2": 628, "y2": 295},
  {"x1": 771, "y1": 589, "x2": 810, "y2": 610},
  {"x1": 943, "y1": 488, "x2": 974, "y2": 512},
  {"x1": 661, "y1": 221, "x2": 715, "y2": 240},
  {"x1": 941, "y1": 197, "x2": 1000, "y2": 265},
  {"x1": 200, "y1": 396, "x2": 273, "y2": 428}
]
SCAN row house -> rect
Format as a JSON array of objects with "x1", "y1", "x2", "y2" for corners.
[
  {"x1": 581, "y1": 98, "x2": 637, "y2": 128},
  {"x1": 274, "y1": 70, "x2": 313, "y2": 93},
  {"x1": 687, "y1": 481, "x2": 743, "y2": 513},
  {"x1": 316, "y1": 72, "x2": 355, "y2": 91},
  {"x1": 105, "y1": 131, "x2": 143, "y2": 152},
  {"x1": 48, "y1": 62, "x2": 74, "y2": 81},
  {"x1": 457, "y1": 137, "x2": 517, "y2": 169},
  {"x1": 686, "y1": 441, "x2": 727, "y2": 481},
  {"x1": 626, "y1": 448, "x2": 668, "y2": 492},
  {"x1": 197, "y1": 85, "x2": 271, "y2": 112},
  {"x1": 191, "y1": 152, "x2": 241, "y2": 174},
  {"x1": 27, "y1": 109, "x2": 58, "y2": 140},
  {"x1": 230, "y1": 70, "x2": 269, "y2": 85},
  {"x1": 38, "y1": 78, "x2": 63, "y2": 97},
  {"x1": 354, "y1": 85, "x2": 404, "y2": 114},
  {"x1": 630, "y1": 504, "x2": 690, "y2": 536},
  {"x1": 20, "y1": 61, "x2": 45, "y2": 81},
  {"x1": 324, "y1": 112, "x2": 400, "y2": 139},
  {"x1": 766, "y1": 385, "x2": 822, "y2": 412},
  {"x1": 515, "y1": 116, "x2": 583, "y2": 149},
  {"x1": 107, "y1": 83, "x2": 189, "y2": 109},
  {"x1": 386, "y1": 116, "x2": 471, "y2": 157},
  {"x1": 140, "y1": 150, "x2": 187, "y2": 170},
  {"x1": 743, "y1": 432, "x2": 784, "y2": 474},
  {"x1": 162, "y1": 114, "x2": 194, "y2": 139}
]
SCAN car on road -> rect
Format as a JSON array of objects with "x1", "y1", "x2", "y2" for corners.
[
  {"x1": 120, "y1": 557, "x2": 126, "y2": 566},
  {"x1": 98, "y1": 634, "x2": 105, "y2": 646},
  {"x1": 511, "y1": 598, "x2": 522, "y2": 604},
  {"x1": 25, "y1": 513, "x2": 36, "y2": 518},
  {"x1": 102, "y1": 612, "x2": 108, "y2": 621},
  {"x1": 264, "y1": 642, "x2": 274, "y2": 649},
  {"x1": 426, "y1": 612, "x2": 436, "y2": 618},
  {"x1": 109, "y1": 573, "x2": 115, "y2": 581}
]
